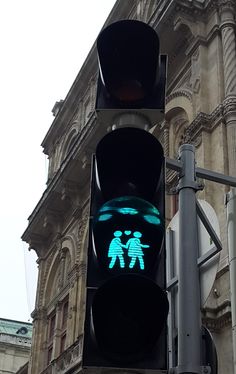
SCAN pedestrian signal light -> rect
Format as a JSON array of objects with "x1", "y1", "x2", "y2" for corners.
[
  {"x1": 83, "y1": 127, "x2": 168, "y2": 370},
  {"x1": 93, "y1": 196, "x2": 164, "y2": 273}
]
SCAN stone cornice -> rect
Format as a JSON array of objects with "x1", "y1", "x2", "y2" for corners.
[
  {"x1": 150, "y1": 0, "x2": 235, "y2": 38},
  {"x1": 175, "y1": 0, "x2": 206, "y2": 17},
  {"x1": 175, "y1": 0, "x2": 236, "y2": 17},
  {"x1": 202, "y1": 299, "x2": 232, "y2": 332},
  {"x1": 150, "y1": 0, "x2": 212, "y2": 30},
  {"x1": 22, "y1": 114, "x2": 96, "y2": 252}
]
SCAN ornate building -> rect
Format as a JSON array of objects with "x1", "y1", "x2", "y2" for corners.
[
  {"x1": 0, "y1": 318, "x2": 32, "y2": 374},
  {"x1": 22, "y1": 1, "x2": 236, "y2": 373}
]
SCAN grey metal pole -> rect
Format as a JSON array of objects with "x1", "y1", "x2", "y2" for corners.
[
  {"x1": 226, "y1": 188, "x2": 236, "y2": 374},
  {"x1": 166, "y1": 227, "x2": 177, "y2": 368},
  {"x1": 177, "y1": 144, "x2": 201, "y2": 374}
]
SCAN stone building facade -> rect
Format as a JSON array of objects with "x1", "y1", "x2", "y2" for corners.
[
  {"x1": 0, "y1": 318, "x2": 32, "y2": 374},
  {"x1": 22, "y1": 1, "x2": 236, "y2": 373}
]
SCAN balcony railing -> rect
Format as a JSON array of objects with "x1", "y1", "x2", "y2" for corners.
[{"x1": 41, "y1": 336, "x2": 82, "y2": 374}]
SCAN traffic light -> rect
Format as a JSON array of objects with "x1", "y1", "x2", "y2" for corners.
[
  {"x1": 82, "y1": 19, "x2": 168, "y2": 371},
  {"x1": 96, "y1": 19, "x2": 167, "y2": 127},
  {"x1": 83, "y1": 129, "x2": 168, "y2": 370}
]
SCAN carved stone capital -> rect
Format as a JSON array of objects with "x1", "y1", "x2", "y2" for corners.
[
  {"x1": 218, "y1": 0, "x2": 236, "y2": 15},
  {"x1": 31, "y1": 307, "x2": 47, "y2": 322},
  {"x1": 223, "y1": 96, "x2": 236, "y2": 117}
]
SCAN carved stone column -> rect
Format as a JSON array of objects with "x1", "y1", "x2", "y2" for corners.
[
  {"x1": 224, "y1": 97, "x2": 236, "y2": 176},
  {"x1": 219, "y1": 0, "x2": 236, "y2": 96},
  {"x1": 219, "y1": 0, "x2": 236, "y2": 176},
  {"x1": 29, "y1": 308, "x2": 47, "y2": 374},
  {"x1": 163, "y1": 121, "x2": 170, "y2": 157}
]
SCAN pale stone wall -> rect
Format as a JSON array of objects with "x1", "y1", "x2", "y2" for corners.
[{"x1": 0, "y1": 336, "x2": 31, "y2": 374}]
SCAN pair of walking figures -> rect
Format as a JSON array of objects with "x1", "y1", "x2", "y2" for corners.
[{"x1": 108, "y1": 230, "x2": 150, "y2": 270}]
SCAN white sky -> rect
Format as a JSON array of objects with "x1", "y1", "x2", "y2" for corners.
[{"x1": 0, "y1": 0, "x2": 116, "y2": 322}]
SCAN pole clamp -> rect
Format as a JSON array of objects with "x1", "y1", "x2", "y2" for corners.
[
  {"x1": 168, "y1": 365, "x2": 211, "y2": 374},
  {"x1": 177, "y1": 180, "x2": 202, "y2": 192}
]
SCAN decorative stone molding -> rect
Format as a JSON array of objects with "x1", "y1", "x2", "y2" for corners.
[
  {"x1": 223, "y1": 96, "x2": 236, "y2": 117},
  {"x1": 218, "y1": 0, "x2": 236, "y2": 15},
  {"x1": 72, "y1": 205, "x2": 82, "y2": 219},
  {"x1": 76, "y1": 207, "x2": 89, "y2": 264},
  {"x1": 43, "y1": 208, "x2": 63, "y2": 231},
  {"x1": 221, "y1": 27, "x2": 236, "y2": 95},
  {"x1": 163, "y1": 125, "x2": 170, "y2": 157},
  {"x1": 164, "y1": 102, "x2": 227, "y2": 186},
  {"x1": 81, "y1": 152, "x2": 92, "y2": 170},
  {"x1": 68, "y1": 263, "x2": 87, "y2": 284},
  {"x1": 23, "y1": 114, "x2": 97, "y2": 253},
  {"x1": 174, "y1": 0, "x2": 235, "y2": 18},
  {"x1": 46, "y1": 283, "x2": 70, "y2": 313},
  {"x1": 61, "y1": 181, "x2": 79, "y2": 202},
  {"x1": 166, "y1": 89, "x2": 192, "y2": 105},
  {"x1": 141, "y1": 0, "x2": 157, "y2": 23},
  {"x1": 202, "y1": 299, "x2": 232, "y2": 332},
  {"x1": 28, "y1": 233, "x2": 46, "y2": 256},
  {"x1": 185, "y1": 104, "x2": 225, "y2": 142},
  {"x1": 190, "y1": 49, "x2": 201, "y2": 94},
  {"x1": 166, "y1": 169, "x2": 179, "y2": 191},
  {"x1": 219, "y1": 0, "x2": 236, "y2": 96},
  {"x1": 31, "y1": 307, "x2": 47, "y2": 322},
  {"x1": 41, "y1": 336, "x2": 82, "y2": 374}
]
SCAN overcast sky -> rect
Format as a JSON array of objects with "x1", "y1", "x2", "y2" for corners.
[{"x1": 0, "y1": 0, "x2": 116, "y2": 322}]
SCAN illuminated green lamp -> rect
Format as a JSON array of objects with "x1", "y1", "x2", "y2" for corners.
[{"x1": 93, "y1": 196, "x2": 164, "y2": 274}]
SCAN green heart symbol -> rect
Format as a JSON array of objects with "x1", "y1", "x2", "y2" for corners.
[{"x1": 124, "y1": 230, "x2": 131, "y2": 235}]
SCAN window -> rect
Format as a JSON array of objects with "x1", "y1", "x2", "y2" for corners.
[
  {"x1": 60, "y1": 298, "x2": 69, "y2": 353},
  {"x1": 60, "y1": 333, "x2": 67, "y2": 353},
  {"x1": 62, "y1": 300, "x2": 68, "y2": 329},
  {"x1": 49, "y1": 313, "x2": 56, "y2": 341},
  {"x1": 46, "y1": 312, "x2": 56, "y2": 367},
  {"x1": 47, "y1": 345, "x2": 53, "y2": 365}
]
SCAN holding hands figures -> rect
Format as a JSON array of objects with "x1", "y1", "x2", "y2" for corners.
[{"x1": 108, "y1": 230, "x2": 150, "y2": 270}]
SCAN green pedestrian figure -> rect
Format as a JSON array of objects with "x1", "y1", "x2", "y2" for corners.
[
  {"x1": 108, "y1": 231, "x2": 126, "y2": 269},
  {"x1": 126, "y1": 231, "x2": 149, "y2": 270}
]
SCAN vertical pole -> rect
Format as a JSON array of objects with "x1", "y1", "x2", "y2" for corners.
[
  {"x1": 226, "y1": 188, "x2": 236, "y2": 374},
  {"x1": 177, "y1": 144, "x2": 201, "y2": 374},
  {"x1": 166, "y1": 228, "x2": 177, "y2": 368}
]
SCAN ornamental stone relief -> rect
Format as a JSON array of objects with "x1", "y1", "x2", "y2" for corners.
[
  {"x1": 76, "y1": 206, "x2": 89, "y2": 265},
  {"x1": 190, "y1": 49, "x2": 201, "y2": 94}
]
